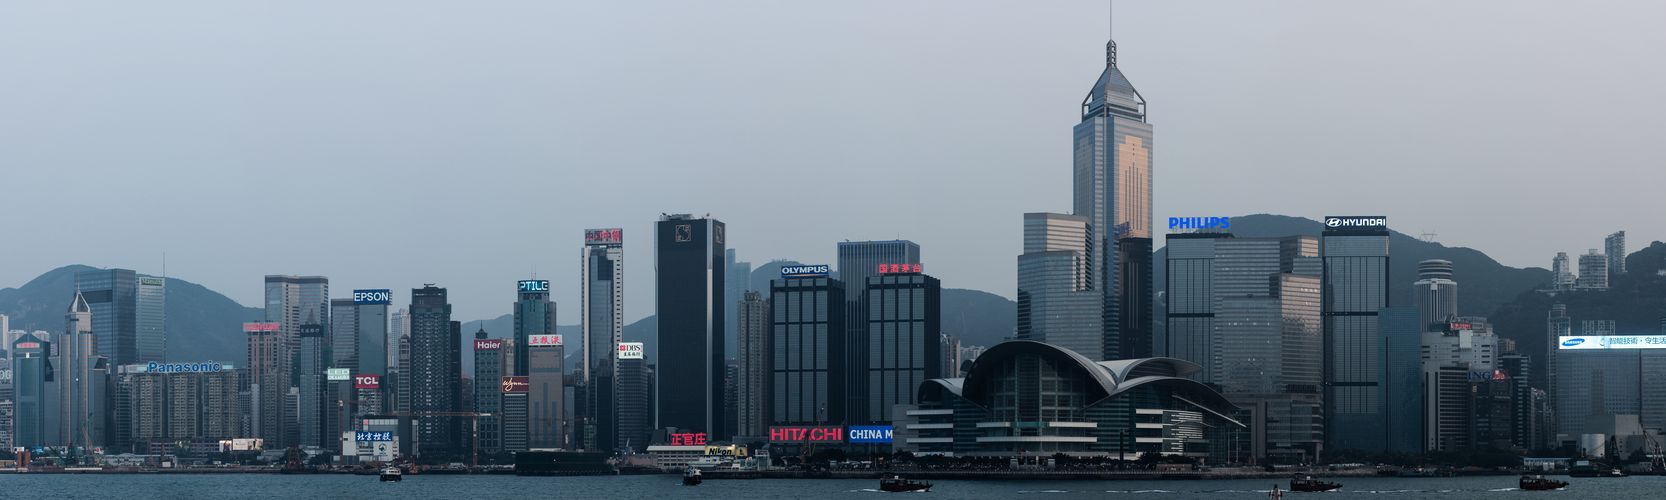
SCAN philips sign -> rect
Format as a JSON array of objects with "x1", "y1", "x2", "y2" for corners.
[
  {"x1": 848, "y1": 425, "x2": 893, "y2": 444},
  {"x1": 1167, "y1": 217, "x2": 1230, "y2": 231},
  {"x1": 1323, "y1": 216, "x2": 1388, "y2": 230},
  {"x1": 519, "y1": 280, "x2": 550, "y2": 293},
  {"x1": 353, "y1": 289, "x2": 392, "y2": 305},
  {"x1": 780, "y1": 265, "x2": 830, "y2": 278}
]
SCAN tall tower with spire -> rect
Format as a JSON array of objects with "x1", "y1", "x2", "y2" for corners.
[
  {"x1": 55, "y1": 290, "x2": 108, "y2": 452},
  {"x1": 1072, "y1": 26, "x2": 1154, "y2": 361}
]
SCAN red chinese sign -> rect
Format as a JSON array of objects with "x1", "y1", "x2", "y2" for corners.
[
  {"x1": 585, "y1": 228, "x2": 623, "y2": 245},
  {"x1": 243, "y1": 322, "x2": 281, "y2": 333},
  {"x1": 668, "y1": 433, "x2": 707, "y2": 446},
  {"x1": 877, "y1": 263, "x2": 923, "y2": 274}
]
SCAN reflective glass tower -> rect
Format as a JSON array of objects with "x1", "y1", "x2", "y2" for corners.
[
  {"x1": 1072, "y1": 37, "x2": 1153, "y2": 361},
  {"x1": 1321, "y1": 218, "x2": 1391, "y2": 452},
  {"x1": 1017, "y1": 213, "x2": 1101, "y2": 358},
  {"x1": 836, "y1": 240, "x2": 919, "y2": 424},
  {"x1": 581, "y1": 228, "x2": 624, "y2": 450},
  {"x1": 75, "y1": 268, "x2": 164, "y2": 366},
  {"x1": 655, "y1": 214, "x2": 726, "y2": 438}
]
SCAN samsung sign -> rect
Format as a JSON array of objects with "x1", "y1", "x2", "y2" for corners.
[
  {"x1": 780, "y1": 265, "x2": 831, "y2": 278},
  {"x1": 1558, "y1": 335, "x2": 1666, "y2": 350},
  {"x1": 848, "y1": 425, "x2": 893, "y2": 444},
  {"x1": 353, "y1": 289, "x2": 392, "y2": 305},
  {"x1": 1324, "y1": 216, "x2": 1388, "y2": 230},
  {"x1": 1167, "y1": 217, "x2": 1230, "y2": 231}
]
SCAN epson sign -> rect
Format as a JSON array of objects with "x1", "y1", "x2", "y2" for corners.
[
  {"x1": 780, "y1": 264, "x2": 831, "y2": 278},
  {"x1": 1167, "y1": 217, "x2": 1230, "y2": 231},
  {"x1": 1324, "y1": 216, "x2": 1388, "y2": 230},
  {"x1": 353, "y1": 289, "x2": 392, "y2": 305}
]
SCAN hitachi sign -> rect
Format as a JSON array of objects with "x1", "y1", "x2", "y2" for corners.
[{"x1": 1167, "y1": 217, "x2": 1230, "y2": 231}]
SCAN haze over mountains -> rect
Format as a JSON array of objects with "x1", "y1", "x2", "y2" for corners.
[{"x1": 3, "y1": 215, "x2": 1658, "y2": 376}]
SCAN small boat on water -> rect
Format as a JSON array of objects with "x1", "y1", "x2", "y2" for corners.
[
  {"x1": 379, "y1": 466, "x2": 402, "y2": 482},
  {"x1": 1289, "y1": 474, "x2": 1342, "y2": 492},
  {"x1": 880, "y1": 474, "x2": 932, "y2": 493},
  {"x1": 682, "y1": 467, "x2": 703, "y2": 486},
  {"x1": 1519, "y1": 474, "x2": 1568, "y2": 491}
]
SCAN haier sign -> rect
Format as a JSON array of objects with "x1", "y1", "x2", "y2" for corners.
[
  {"x1": 353, "y1": 289, "x2": 392, "y2": 305},
  {"x1": 848, "y1": 425, "x2": 893, "y2": 444}
]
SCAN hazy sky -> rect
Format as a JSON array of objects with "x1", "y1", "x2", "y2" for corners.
[{"x1": 4, "y1": 1, "x2": 1663, "y2": 322}]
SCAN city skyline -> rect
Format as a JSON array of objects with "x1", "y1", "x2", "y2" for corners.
[{"x1": 4, "y1": 1, "x2": 1663, "y2": 323}]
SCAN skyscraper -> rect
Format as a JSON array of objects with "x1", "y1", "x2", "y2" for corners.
[
  {"x1": 1605, "y1": 231, "x2": 1627, "y2": 277},
  {"x1": 725, "y1": 248, "x2": 753, "y2": 357},
  {"x1": 1551, "y1": 252, "x2": 1576, "y2": 291},
  {"x1": 245, "y1": 321, "x2": 283, "y2": 447},
  {"x1": 338, "y1": 289, "x2": 392, "y2": 379},
  {"x1": 655, "y1": 214, "x2": 726, "y2": 438},
  {"x1": 330, "y1": 299, "x2": 358, "y2": 371},
  {"x1": 836, "y1": 240, "x2": 919, "y2": 424},
  {"x1": 296, "y1": 321, "x2": 327, "y2": 448},
  {"x1": 472, "y1": 329, "x2": 508, "y2": 456},
  {"x1": 74, "y1": 268, "x2": 165, "y2": 366},
  {"x1": 1421, "y1": 320, "x2": 1498, "y2": 451},
  {"x1": 1413, "y1": 260, "x2": 1458, "y2": 332},
  {"x1": 264, "y1": 275, "x2": 330, "y2": 364},
  {"x1": 1161, "y1": 232, "x2": 1224, "y2": 369},
  {"x1": 1577, "y1": 250, "x2": 1609, "y2": 291},
  {"x1": 864, "y1": 268, "x2": 941, "y2": 424},
  {"x1": 513, "y1": 280, "x2": 554, "y2": 377},
  {"x1": 409, "y1": 285, "x2": 458, "y2": 458},
  {"x1": 10, "y1": 332, "x2": 49, "y2": 448},
  {"x1": 615, "y1": 344, "x2": 650, "y2": 451},
  {"x1": 55, "y1": 291, "x2": 108, "y2": 451},
  {"x1": 1072, "y1": 34, "x2": 1154, "y2": 361},
  {"x1": 528, "y1": 333, "x2": 564, "y2": 449},
  {"x1": 735, "y1": 290, "x2": 769, "y2": 438},
  {"x1": 1018, "y1": 213, "x2": 1102, "y2": 359},
  {"x1": 1380, "y1": 306, "x2": 1424, "y2": 455},
  {"x1": 1321, "y1": 216, "x2": 1391, "y2": 452},
  {"x1": 581, "y1": 228, "x2": 624, "y2": 451},
  {"x1": 769, "y1": 272, "x2": 845, "y2": 426}
]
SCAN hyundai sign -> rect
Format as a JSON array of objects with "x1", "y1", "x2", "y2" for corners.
[
  {"x1": 848, "y1": 425, "x2": 893, "y2": 444},
  {"x1": 1558, "y1": 335, "x2": 1666, "y2": 350},
  {"x1": 780, "y1": 264, "x2": 830, "y2": 278},
  {"x1": 353, "y1": 289, "x2": 392, "y2": 305},
  {"x1": 1323, "y1": 216, "x2": 1388, "y2": 230},
  {"x1": 1167, "y1": 217, "x2": 1230, "y2": 231},
  {"x1": 519, "y1": 280, "x2": 550, "y2": 293},
  {"x1": 355, "y1": 431, "x2": 394, "y2": 442},
  {"x1": 617, "y1": 342, "x2": 644, "y2": 360}
]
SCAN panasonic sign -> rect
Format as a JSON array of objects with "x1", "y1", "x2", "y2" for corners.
[
  {"x1": 780, "y1": 264, "x2": 831, "y2": 278},
  {"x1": 1323, "y1": 216, "x2": 1388, "y2": 230}
]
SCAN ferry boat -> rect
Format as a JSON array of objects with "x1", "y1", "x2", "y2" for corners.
[
  {"x1": 879, "y1": 474, "x2": 932, "y2": 493},
  {"x1": 379, "y1": 466, "x2": 403, "y2": 482},
  {"x1": 682, "y1": 467, "x2": 703, "y2": 486},
  {"x1": 1519, "y1": 474, "x2": 1568, "y2": 491},
  {"x1": 1289, "y1": 474, "x2": 1342, "y2": 492}
]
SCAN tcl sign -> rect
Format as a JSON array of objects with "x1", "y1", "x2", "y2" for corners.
[
  {"x1": 354, "y1": 375, "x2": 381, "y2": 389},
  {"x1": 770, "y1": 426, "x2": 845, "y2": 443},
  {"x1": 668, "y1": 433, "x2": 707, "y2": 446},
  {"x1": 475, "y1": 339, "x2": 503, "y2": 350}
]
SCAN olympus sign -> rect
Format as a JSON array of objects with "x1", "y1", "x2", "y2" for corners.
[
  {"x1": 1324, "y1": 216, "x2": 1388, "y2": 229},
  {"x1": 780, "y1": 265, "x2": 830, "y2": 278}
]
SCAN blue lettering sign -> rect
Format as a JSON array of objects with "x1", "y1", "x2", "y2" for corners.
[
  {"x1": 848, "y1": 425, "x2": 893, "y2": 444},
  {"x1": 1166, "y1": 217, "x2": 1231, "y2": 231},
  {"x1": 145, "y1": 362, "x2": 228, "y2": 373},
  {"x1": 780, "y1": 265, "x2": 831, "y2": 278},
  {"x1": 1562, "y1": 338, "x2": 1585, "y2": 347},
  {"x1": 355, "y1": 431, "x2": 394, "y2": 442},
  {"x1": 518, "y1": 280, "x2": 550, "y2": 293},
  {"x1": 353, "y1": 289, "x2": 392, "y2": 305}
]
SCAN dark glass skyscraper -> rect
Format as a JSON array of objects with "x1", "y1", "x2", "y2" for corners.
[
  {"x1": 655, "y1": 214, "x2": 726, "y2": 438},
  {"x1": 1073, "y1": 36, "x2": 1153, "y2": 361},
  {"x1": 296, "y1": 321, "x2": 327, "y2": 448},
  {"x1": 513, "y1": 280, "x2": 554, "y2": 377},
  {"x1": 472, "y1": 330, "x2": 508, "y2": 456},
  {"x1": 1321, "y1": 216, "x2": 1391, "y2": 452},
  {"x1": 10, "y1": 332, "x2": 49, "y2": 448},
  {"x1": 75, "y1": 268, "x2": 165, "y2": 366},
  {"x1": 836, "y1": 240, "x2": 919, "y2": 424},
  {"x1": 864, "y1": 270, "x2": 941, "y2": 424},
  {"x1": 736, "y1": 290, "x2": 769, "y2": 438},
  {"x1": 409, "y1": 285, "x2": 458, "y2": 458},
  {"x1": 581, "y1": 228, "x2": 623, "y2": 451},
  {"x1": 769, "y1": 275, "x2": 845, "y2": 426}
]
